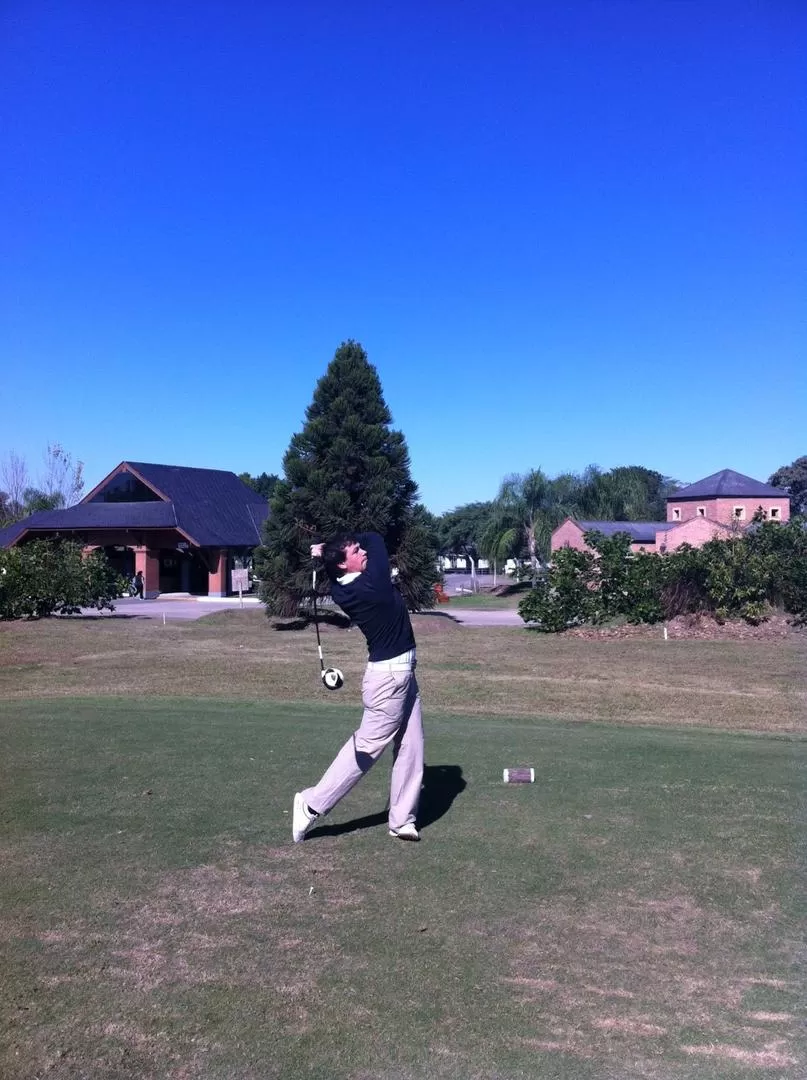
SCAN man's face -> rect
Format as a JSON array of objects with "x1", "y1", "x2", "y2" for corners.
[{"x1": 338, "y1": 542, "x2": 367, "y2": 574}]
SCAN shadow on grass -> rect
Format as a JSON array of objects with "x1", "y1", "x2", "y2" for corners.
[
  {"x1": 55, "y1": 613, "x2": 144, "y2": 620},
  {"x1": 274, "y1": 609, "x2": 352, "y2": 632},
  {"x1": 307, "y1": 763, "x2": 466, "y2": 840}
]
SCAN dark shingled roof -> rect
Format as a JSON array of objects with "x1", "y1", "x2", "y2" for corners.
[
  {"x1": 18, "y1": 503, "x2": 178, "y2": 530},
  {"x1": 0, "y1": 521, "x2": 27, "y2": 548},
  {"x1": 123, "y1": 462, "x2": 269, "y2": 546},
  {"x1": 671, "y1": 470, "x2": 786, "y2": 500},
  {"x1": 1, "y1": 462, "x2": 270, "y2": 549},
  {"x1": 575, "y1": 520, "x2": 677, "y2": 544}
]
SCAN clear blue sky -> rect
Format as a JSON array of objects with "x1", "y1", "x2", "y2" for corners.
[{"x1": 2, "y1": 1, "x2": 804, "y2": 515}]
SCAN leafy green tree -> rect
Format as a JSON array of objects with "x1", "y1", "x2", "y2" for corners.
[
  {"x1": 21, "y1": 487, "x2": 64, "y2": 513},
  {"x1": 254, "y1": 340, "x2": 438, "y2": 615},
  {"x1": 745, "y1": 518, "x2": 807, "y2": 620},
  {"x1": 437, "y1": 501, "x2": 493, "y2": 564},
  {"x1": 768, "y1": 456, "x2": 807, "y2": 516},
  {"x1": 481, "y1": 469, "x2": 578, "y2": 575},
  {"x1": 238, "y1": 471, "x2": 279, "y2": 500},
  {"x1": 579, "y1": 465, "x2": 677, "y2": 521},
  {"x1": 0, "y1": 541, "x2": 123, "y2": 619}
]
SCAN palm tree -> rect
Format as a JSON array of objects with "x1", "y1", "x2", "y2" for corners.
[{"x1": 481, "y1": 469, "x2": 580, "y2": 577}]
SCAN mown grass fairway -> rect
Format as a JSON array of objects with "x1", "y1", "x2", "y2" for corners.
[{"x1": 1, "y1": 611, "x2": 805, "y2": 1079}]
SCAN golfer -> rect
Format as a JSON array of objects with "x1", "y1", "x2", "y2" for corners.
[{"x1": 292, "y1": 532, "x2": 424, "y2": 843}]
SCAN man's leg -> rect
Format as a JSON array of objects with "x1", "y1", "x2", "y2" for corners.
[
  {"x1": 388, "y1": 676, "x2": 424, "y2": 832},
  {"x1": 300, "y1": 669, "x2": 411, "y2": 816}
]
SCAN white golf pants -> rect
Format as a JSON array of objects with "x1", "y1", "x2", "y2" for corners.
[{"x1": 301, "y1": 665, "x2": 424, "y2": 831}]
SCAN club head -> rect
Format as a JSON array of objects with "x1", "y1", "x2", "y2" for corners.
[{"x1": 321, "y1": 667, "x2": 344, "y2": 691}]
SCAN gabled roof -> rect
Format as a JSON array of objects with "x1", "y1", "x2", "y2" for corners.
[
  {"x1": 670, "y1": 470, "x2": 787, "y2": 500},
  {"x1": 0, "y1": 520, "x2": 27, "y2": 548},
  {"x1": 1, "y1": 462, "x2": 270, "y2": 549},
  {"x1": 23, "y1": 503, "x2": 179, "y2": 530},
  {"x1": 114, "y1": 462, "x2": 270, "y2": 546},
  {"x1": 0, "y1": 503, "x2": 181, "y2": 547},
  {"x1": 574, "y1": 520, "x2": 678, "y2": 544}
]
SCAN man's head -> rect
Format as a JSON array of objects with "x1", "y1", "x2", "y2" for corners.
[{"x1": 322, "y1": 534, "x2": 368, "y2": 582}]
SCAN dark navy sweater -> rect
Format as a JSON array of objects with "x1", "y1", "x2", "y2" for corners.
[{"x1": 330, "y1": 532, "x2": 416, "y2": 662}]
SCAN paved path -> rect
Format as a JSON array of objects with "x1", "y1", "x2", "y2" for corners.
[
  {"x1": 84, "y1": 595, "x2": 263, "y2": 621},
  {"x1": 419, "y1": 607, "x2": 524, "y2": 627},
  {"x1": 79, "y1": 595, "x2": 524, "y2": 627}
]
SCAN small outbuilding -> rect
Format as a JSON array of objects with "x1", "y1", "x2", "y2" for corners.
[{"x1": 0, "y1": 461, "x2": 270, "y2": 597}]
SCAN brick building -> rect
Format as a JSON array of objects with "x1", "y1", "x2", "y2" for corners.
[
  {"x1": 0, "y1": 461, "x2": 270, "y2": 597},
  {"x1": 551, "y1": 469, "x2": 790, "y2": 556}
]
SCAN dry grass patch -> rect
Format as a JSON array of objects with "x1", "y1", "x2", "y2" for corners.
[
  {"x1": 1, "y1": 608, "x2": 804, "y2": 734},
  {"x1": 3, "y1": 843, "x2": 370, "y2": 1078},
  {"x1": 495, "y1": 885, "x2": 802, "y2": 1073}
]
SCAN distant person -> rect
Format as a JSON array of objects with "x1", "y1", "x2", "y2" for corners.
[
  {"x1": 292, "y1": 532, "x2": 424, "y2": 843},
  {"x1": 132, "y1": 570, "x2": 144, "y2": 598}
]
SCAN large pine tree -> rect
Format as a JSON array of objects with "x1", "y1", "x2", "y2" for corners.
[{"x1": 255, "y1": 340, "x2": 438, "y2": 615}]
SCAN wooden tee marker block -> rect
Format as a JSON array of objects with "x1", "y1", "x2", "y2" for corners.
[{"x1": 503, "y1": 767, "x2": 535, "y2": 784}]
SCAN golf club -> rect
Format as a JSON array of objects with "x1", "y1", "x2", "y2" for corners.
[{"x1": 311, "y1": 563, "x2": 344, "y2": 691}]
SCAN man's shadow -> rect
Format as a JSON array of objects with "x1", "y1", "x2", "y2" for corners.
[{"x1": 306, "y1": 764, "x2": 466, "y2": 840}]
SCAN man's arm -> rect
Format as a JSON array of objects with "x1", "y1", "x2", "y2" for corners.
[{"x1": 356, "y1": 532, "x2": 391, "y2": 585}]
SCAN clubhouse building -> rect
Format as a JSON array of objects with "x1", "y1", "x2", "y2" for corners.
[
  {"x1": 0, "y1": 461, "x2": 270, "y2": 598},
  {"x1": 551, "y1": 469, "x2": 791, "y2": 555}
]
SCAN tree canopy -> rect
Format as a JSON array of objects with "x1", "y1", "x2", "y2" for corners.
[
  {"x1": 238, "y1": 471, "x2": 279, "y2": 500},
  {"x1": 769, "y1": 456, "x2": 807, "y2": 516},
  {"x1": 480, "y1": 469, "x2": 579, "y2": 573},
  {"x1": 254, "y1": 340, "x2": 438, "y2": 616},
  {"x1": 577, "y1": 465, "x2": 678, "y2": 521},
  {"x1": 432, "y1": 464, "x2": 682, "y2": 571},
  {"x1": 437, "y1": 502, "x2": 493, "y2": 562}
]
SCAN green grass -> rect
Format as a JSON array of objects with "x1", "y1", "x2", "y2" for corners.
[
  {"x1": 439, "y1": 591, "x2": 521, "y2": 609},
  {"x1": 2, "y1": 693, "x2": 805, "y2": 1079}
]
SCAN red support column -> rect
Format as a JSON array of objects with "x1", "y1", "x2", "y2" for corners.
[
  {"x1": 208, "y1": 548, "x2": 229, "y2": 597},
  {"x1": 134, "y1": 547, "x2": 160, "y2": 598}
]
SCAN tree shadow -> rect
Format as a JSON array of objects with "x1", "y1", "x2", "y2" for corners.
[
  {"x1": 53, "y1": 612, "x2": 143, "y2": 621},
  {"x1": 274, "y1": 609, "x2": 351, "y2": 632},
  {"x1": 306, "y1": 763, "x2": 466, "y2": 840}
]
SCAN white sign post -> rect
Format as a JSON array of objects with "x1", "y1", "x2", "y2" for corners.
[{"x1": 231, "y1": 568, "x2": 249, "y2": 607}]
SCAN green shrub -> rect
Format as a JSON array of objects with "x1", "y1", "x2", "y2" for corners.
[
  {"x1": 519, "y1": 519, "x2": 807, "y2": 632},
  {"x1": 518, "y1": 547, "x2": 598, "y2": 630},
  {"x1": 0, "y1": 541, "x2": 124, "y2": 619}
]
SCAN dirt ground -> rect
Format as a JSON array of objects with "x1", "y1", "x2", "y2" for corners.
[{"x1": 567, "y1": 613, "x2": 803, "y2": 642}]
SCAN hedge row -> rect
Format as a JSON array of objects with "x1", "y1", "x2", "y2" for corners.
[{"x1": 518, "y1": 519, "x2": 807, "y2": 632}]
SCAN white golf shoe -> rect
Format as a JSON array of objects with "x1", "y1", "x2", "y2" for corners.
[
  {"x1": 389, "y1": 823, "x2": 420, "y2": 841},
  {"x1": 292, "y1": 792, "x2": 318, "y2": 843}
]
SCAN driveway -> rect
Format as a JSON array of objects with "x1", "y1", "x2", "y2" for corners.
[
  {"x1": 434, "y1": 607, "x2": 524, "y2": 627},
  {"x1": 80, "y1": 595, "x2": 263, "y2": 622},
  {"x1": 77, "y1": 595, "x2": 524, "y2": 627}
]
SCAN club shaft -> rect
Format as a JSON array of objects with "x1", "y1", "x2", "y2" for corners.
[{"x1": 312, "y1": 570, "x2": 325, "y2": 670}]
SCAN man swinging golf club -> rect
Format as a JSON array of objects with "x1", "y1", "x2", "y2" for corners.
[{"x1": 292, "y1": 532, "x2": 424, "y2": 843}]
